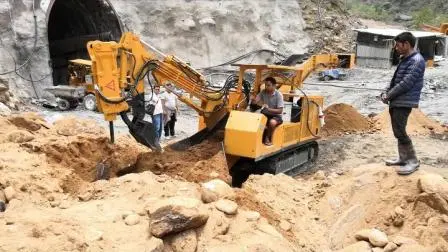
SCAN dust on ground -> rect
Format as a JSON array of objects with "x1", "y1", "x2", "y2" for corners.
[
  {"x1": 134, "y1": 132, "x2": 231, "y2": 184},
  {"x1": 1, "y1": 105, "x2": 448, "y2": 251}
]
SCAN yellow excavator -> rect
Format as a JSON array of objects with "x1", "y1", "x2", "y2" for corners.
[{"x1": 86, "y1": 32, "x2": 354, "y2": 185}]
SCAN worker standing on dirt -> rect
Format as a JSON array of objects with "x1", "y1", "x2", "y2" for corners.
[
  {"x1": 161, "y1": 83, "x2": 178, "y2": 139},
  {"x1": 146, "y1": 85, "x2": 164, "y2": 142},
  {"x1": 251, "y1": 77, "x2": 284, "y2": 146},
  {"x1": 381, "y1": 32, "x2": 425, "y2": 175}
]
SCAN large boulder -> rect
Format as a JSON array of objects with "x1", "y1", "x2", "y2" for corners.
[
  {"x1": 418, "y1": 173, "x2": 448, "y2": 201},
  {"x1": 355, "y1": 228, "x2": 389, "y2": 247},
  {"x1": 200, "y1": 179, "x2": 235, "y2": 203},
  {"x1": 149, "y1": 197, "x2": 209, "y2": 238},
  {"x1": 215, "y1": 199, "x2": 238, "y2": 215},
  {"x1": 166, "y1": 230, "x2": 197, "y2": 252}
]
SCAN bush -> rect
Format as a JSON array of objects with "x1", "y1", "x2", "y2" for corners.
[
  {"x1": 413, "y1": 7, "x2": 448, "y2": 28},
  {"x1": 347, "y1": 1, "x2": 392, "y2": 22}
]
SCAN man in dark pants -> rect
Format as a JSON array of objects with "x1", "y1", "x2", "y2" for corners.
[
  {"x1": 381, "y1": 32, "x2": 425, "y2": 175},
  {"x1": 251, "y1": 77, "x2": 284, "y2": 146}
]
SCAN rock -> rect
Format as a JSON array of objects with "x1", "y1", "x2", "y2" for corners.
[
  {"x1": 198, "y1": 17, "x2": 216, "y2": 26},
  {"x1": 147, "y1": 237, "x2": 164, "y2": 252},
  {"x1": 355, "y1": 229, "x2": 372, "y2": 241},
  {"x1": 149, "y1": 197, "x2": 209, "y2": 238},
  {"x1": 85, "y1": 229, "x2": 103, "y2": 242},
  {"x1": 394, "y1": 206, "x2": 404, "y2": 216},
  {"x1": 330, "y1": 204, "x2": 365, "y2": 249},
  {"x1": 442, "y1": 215, "x2": 448, "y2": 223},
  {"x1": 314, "y1": 170, "x2": 326, "y2": 180},
  {"x1": 59, "y1": 200, "x2": 71, "y2": 209},
  {"x1": 50, "y1": 201, "x2": 60, "y2": 207},
  {"x1": 418, "y1": 173, "x2": 448, "y2": 201},
  {"x1": 6, "y1": 130, "x2": 35, "y2": 143},
  {"x1": 384, "y1": 242, "x2": 398, "y2": 252},
  {"x1": 368, "y1": 228, "x2": 389, "y2": 247},
  {"x1": 78, "y1": 191, "x2": 92, "y2": 202},
  {"x1": 245, "y1": 211, "x2": 261, "y2": 221},
  {"x1": 0, "y1": 102, "x2": 11, "y2": 116},
  {"x1": 279, "y1": 220, "x2": 292, "y2": 231},
  {"x1": 121, "y1": 211, "x2": 135, "y2": 219},
  {"x1": 197, "y1": 209, "x2": 230, "y2": 240},
  {"x1": 200, "y1": 179, "x2": 235, "y2": 203},
  {"x1": 215, "y1": 199, "x2": 238, "y2": 215},
  {"x1": 337, "y1": 241, "x2": 371, "y2": 252},
  {"x1": 124, "y1": 214, "x2": 140, "y2": 226},
  {"x1": 209, "y1": 172, "x2": 219, "y2": 178},
  {"x1": 8, "y1": 116, "x2": 42, "y2": 131},
  {"x1": 4, "y1": 186, "x2": 16, "y2": 202},
  {"x1": 168, "y1": 230, "x2": 197, "y2": 252},
  {"x1": 392, "y1": 217, "x2": 404, "y2": 227},
  {"x1": 416, "y1": 192, "x2": 448, "y2": 214},
  {"x1": 395, "y1": 244, "x2": 431, "y2": 252},
  {"x1": 395, "y1": 14, "x2": 413, "y2": 21},
  {"x1": 373, "y1": 248, "x2": 384, "y2": 252},
  {"x1": 392, "y1": 236, "x2": 417, "y2": 246}
]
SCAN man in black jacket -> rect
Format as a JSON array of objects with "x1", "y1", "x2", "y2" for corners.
[{"x1": 381, "y1": 32, "x2": 425, "y2": 175}]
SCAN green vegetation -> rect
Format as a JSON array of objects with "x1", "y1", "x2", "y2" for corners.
[
  {"x1": 412, "y1": 7, "x2": 448, "y2": 28},
  {"x1": 346, "y1": 0, "x2": 393, "y2": 22},
  {"x1": 346, "y1": 0, "x2": 448, "y2": 28}
]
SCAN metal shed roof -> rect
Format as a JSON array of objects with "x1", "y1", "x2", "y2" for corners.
[{"x1": 354, "y1": 28, "x2": 444, "y2": 38}]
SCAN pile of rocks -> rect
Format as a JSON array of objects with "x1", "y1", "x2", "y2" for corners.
[
  {"x1": 0, "y1": 78, "x2": 19, "y2": 116},
  {"x1": 338, "y1": 228, "x2": 431, "y2": 252},
  {"x1": 300, "y1": 0, "x2": 363, "y2": 54},
  {"x1": 122, "y1": 178, "x2": 292, "y2": 252}
]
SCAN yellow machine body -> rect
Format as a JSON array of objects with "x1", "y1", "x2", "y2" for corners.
[{"x1": 86, "y1": 32, "x2": 354, "y2": 178}]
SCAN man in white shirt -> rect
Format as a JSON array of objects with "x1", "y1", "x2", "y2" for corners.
[
  {"x1": 146, "y1": 85, "x2": 164, "y2": 141},
  {"x1": 160, "y1": 83, "x2": 178, "y2": 139}
]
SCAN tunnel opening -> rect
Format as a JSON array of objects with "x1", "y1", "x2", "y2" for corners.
[{"x1": 47, "y1": 0, "x2": 122, "y2": 86}]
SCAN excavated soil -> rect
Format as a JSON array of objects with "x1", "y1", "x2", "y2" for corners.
[
  {"x1": 321, "y1": 103, "x2": 372, "y2": 137},
  {"x1": 1, "y1": 106, "x2": 448, "y2": 251},
  {"x1": 373, "y1": 108, "x2": 447, "y2": 135},
  {"x1": 134, "y1": 133, "x2": 232, "y2": 184}
]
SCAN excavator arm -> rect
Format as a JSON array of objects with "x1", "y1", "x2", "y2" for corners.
[{"x1": 87, "y1": 32, "x2": 231, "y2": 150}]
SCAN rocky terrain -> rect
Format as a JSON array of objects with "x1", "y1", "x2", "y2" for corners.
[{"x1": 0, "y1": 105, "x2": 447, "y2": 251}]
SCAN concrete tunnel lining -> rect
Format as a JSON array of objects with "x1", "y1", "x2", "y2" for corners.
[{"x1": 46, "y1": 0, "x2": 123, "y2": 86}]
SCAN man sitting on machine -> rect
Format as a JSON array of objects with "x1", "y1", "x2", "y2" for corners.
[{"x1": 250, "y1": 77, "x2": 284, "y2": 146}]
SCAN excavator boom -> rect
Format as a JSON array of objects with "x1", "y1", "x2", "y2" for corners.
[{"x1": 86, "y1": 32, "x2": 354, "y2": 184}]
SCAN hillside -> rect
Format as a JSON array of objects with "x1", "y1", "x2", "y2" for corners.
[{"x1": 347, "y1": 0, "x2": 448, "y2": 27}]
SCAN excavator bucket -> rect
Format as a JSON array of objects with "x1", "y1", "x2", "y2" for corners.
[
  {"x1": 169, "y1": 114, "x2": 229, "y2": 151},
  {"x1": 120, "y1": 112, "x2": 162, "y2": 151}
]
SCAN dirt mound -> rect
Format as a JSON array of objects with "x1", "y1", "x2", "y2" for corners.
[
  {"x1": 0, "y1": 115, "x2": 147, "y2": 194},
  {"x1": 373, "y1": 109, "x2": 446, "y2": 135},
  {"x1": 322, "y1": 103, "x2": 371, "y2": 137},
  {"x1": 135, "y1": 134, "x2": 231, "y2": 184},
  {"x1": 51, "y1": 117, "x2": 105, "y2": 136},
  {"x1": 243, "y1": 166, "x2": 448, "y2": 251}
]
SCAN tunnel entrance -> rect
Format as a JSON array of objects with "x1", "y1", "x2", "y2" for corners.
[{"x1": 47, "y1": 0, "x2": 122, "y2": 86}]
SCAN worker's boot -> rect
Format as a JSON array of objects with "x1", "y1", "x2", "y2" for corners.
[
  {"x1": 385, "y1": 143, "x2": 407, "y2": 166},
  {"x1": 396, "y1": 143, "x2": 420, "y2": 175}
]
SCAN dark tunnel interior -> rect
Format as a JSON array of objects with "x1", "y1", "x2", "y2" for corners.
[{"x1": 47, "y1": 0, "x2": 122, "y2": 86}]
